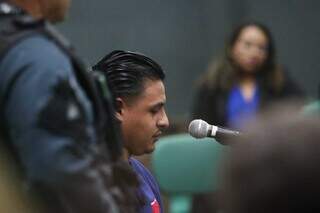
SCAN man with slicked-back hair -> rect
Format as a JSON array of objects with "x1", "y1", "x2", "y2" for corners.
[{"x1": 94, "y1": 50, "x2": 170, "y2": 213}]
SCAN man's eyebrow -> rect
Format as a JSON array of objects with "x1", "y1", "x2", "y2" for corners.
[{"x1": 151, "y1": 101, "x2": 165, "y2": 109}]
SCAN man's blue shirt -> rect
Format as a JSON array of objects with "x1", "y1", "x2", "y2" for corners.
[{"x1": 129, "y1": 157, "x2": 162, "y2": 213}]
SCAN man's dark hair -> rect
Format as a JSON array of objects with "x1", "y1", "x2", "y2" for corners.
[{"x1": 93, "y1": 50, "x2": 165, "y2": 105}]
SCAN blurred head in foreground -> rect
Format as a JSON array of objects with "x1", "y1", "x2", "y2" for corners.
[{"x1": 219, "y1": 106, "x2": 320, "y2": 213}]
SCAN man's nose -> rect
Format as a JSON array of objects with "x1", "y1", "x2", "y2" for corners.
[{"x1": 158, "y1": 110, "x2": 169, "y2": 130}]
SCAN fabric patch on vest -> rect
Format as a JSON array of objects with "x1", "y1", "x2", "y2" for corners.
[{"x1": 37, "y1": 78, "x2": 88, "y2": 144}]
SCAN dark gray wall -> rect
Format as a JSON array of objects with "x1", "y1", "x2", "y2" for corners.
[{"x1": 58, "y1": 0, "x2": 320, "y2": 120}]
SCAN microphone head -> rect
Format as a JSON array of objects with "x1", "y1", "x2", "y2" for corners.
[{"x1": 188, "y1": 119, "x2": 210, "y2": 139}]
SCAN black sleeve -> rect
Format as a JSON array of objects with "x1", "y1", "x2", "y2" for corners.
[
  {"x1": 282, "y1": 71, "x2": 306, "y2": 99},
  {"x1": 191, "y1": 84, "x2": 223, "y2": 125}
]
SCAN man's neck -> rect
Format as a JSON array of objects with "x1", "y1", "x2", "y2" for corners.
[{"x1": 122, "y1": 149, "x2": 130, "y2": 162}]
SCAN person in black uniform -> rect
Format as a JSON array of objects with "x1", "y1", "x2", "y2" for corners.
[{"x1": 0, "y1": 0, "x2": 138, "y2": 212}]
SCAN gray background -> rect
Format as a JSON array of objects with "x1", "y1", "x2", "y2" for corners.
[{"x1": 58, "y1": 0, "x2": 320, "y2": 121}]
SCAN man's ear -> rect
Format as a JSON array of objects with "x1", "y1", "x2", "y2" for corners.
[{"x1": 115, "y1": 97, "x2": 125, "y2": 121}]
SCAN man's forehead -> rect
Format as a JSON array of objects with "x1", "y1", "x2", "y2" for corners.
[
  {"x1": 137, "y1": 80, "x2": 166, "y2": 104},
  {"x1": 142, "y1": 79, "x2": 165, "y2": 94}
]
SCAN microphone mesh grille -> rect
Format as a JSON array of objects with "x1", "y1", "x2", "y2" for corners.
[{"x1": 188, "y1": 119, "x2": 208, "y2": 138}]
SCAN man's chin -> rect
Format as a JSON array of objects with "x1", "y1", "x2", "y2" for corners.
[{"x1": 145, "y1": 146, "x2": 155, "y2": 154}]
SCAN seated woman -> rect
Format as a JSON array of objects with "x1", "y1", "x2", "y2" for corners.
[{"x1": 191, "y1": 21, "x2": 304, "y2": 129}]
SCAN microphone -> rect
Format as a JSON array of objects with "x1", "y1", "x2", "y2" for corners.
[{"x1": 188, "y1": 119, "x2": 241, "y2": 139}]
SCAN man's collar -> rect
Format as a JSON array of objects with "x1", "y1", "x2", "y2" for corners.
[{"x1": 0, "y1": 2, "x2": 24, "y2": 16}]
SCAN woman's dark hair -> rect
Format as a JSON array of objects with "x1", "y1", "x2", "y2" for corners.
[
  {"x1": 200, "y1": 21, "x2": 284, "y2": 93},
  {"x1": 93, "y1": 50, "x2": 165, "y2": 106}
]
